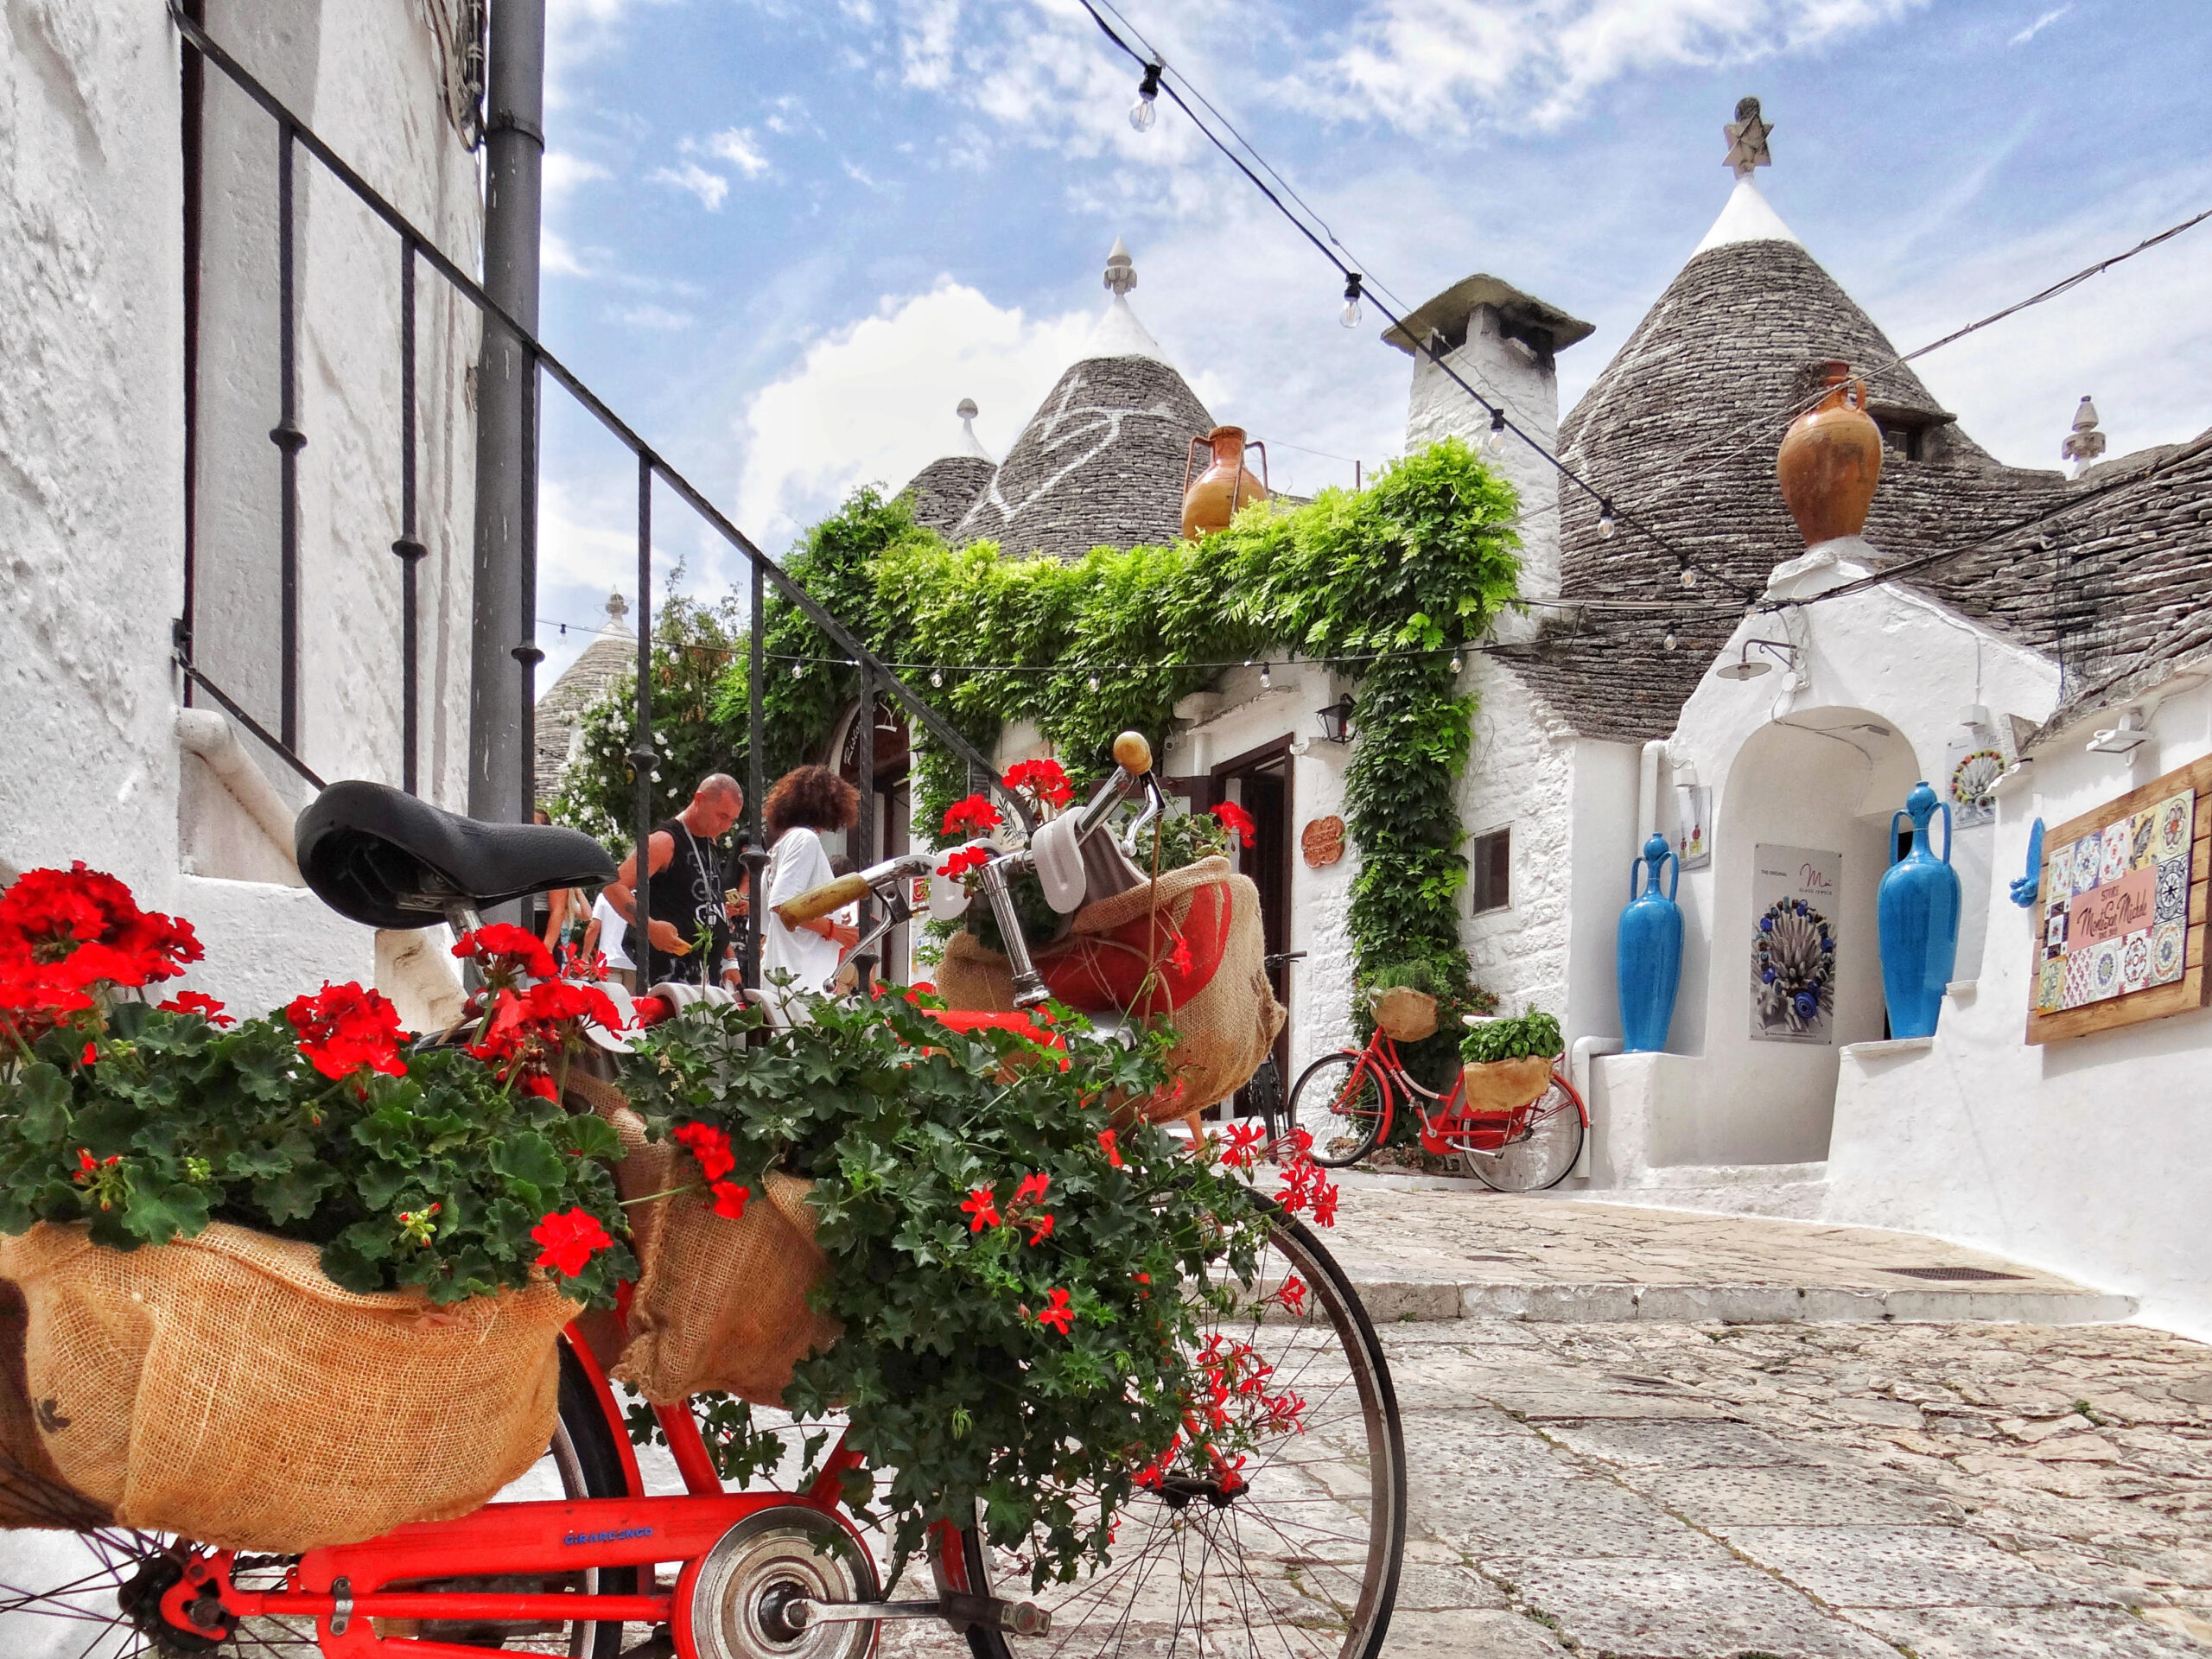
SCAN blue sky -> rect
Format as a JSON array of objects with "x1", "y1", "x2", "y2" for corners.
[{"x1": 531, "y1": 0, "x2": 2210, "y2": 682}]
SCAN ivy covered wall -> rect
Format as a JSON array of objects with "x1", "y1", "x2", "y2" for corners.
[{"x1": 556, "y1": 438, "x2": 1522, "y2": 1014}]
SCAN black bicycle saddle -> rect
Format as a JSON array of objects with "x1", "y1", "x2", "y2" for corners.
[{"x1": 295, "y1": 780, "x2": 615, "y2": 929}]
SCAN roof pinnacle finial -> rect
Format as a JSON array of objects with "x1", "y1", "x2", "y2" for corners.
[
  {"x1": 955, "y1": 398, "x2": 992, "y2": 461},
  {"x1": 1724, "y1": 97, "x2": 1773, "y2": 179},
  {"x1": 1103, "y1": 235, "x2": 1138, "y2": 297},
  {"x1": 2062, "y1": 395, "x2": 2106, "y2": 478}
]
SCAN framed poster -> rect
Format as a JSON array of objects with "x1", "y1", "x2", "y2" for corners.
[
  {"x1": 1751, "y1": 844, "x2": 1841, "y2": 1044},
  {"x1": 2027, "y1": 754, "x2": 2212, "y2": 1044}
]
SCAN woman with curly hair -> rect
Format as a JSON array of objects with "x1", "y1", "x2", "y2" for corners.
[{"x1": 761, "y1": 764, "x2": 861, "y2": 1014}]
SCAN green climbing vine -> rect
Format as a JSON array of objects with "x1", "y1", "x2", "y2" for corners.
[{"x1": 553, "y1": 438, "x2": 1522, "y2": 1020}]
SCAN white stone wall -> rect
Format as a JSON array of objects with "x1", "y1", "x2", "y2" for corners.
[
  {"x1": 1826, "y1": 676, "x2": 2212, "y2": 1338},
  {"x1": 1459, "y1": 658, "x2": 1573, "y2": 1015},
  {"x1": 0, "y1": 0, "x2": 481, "y2": 1018}
]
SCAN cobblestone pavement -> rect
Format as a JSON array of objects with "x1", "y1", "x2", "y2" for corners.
[{"x1": 1376, "y1": 1314, "x2": 2212, "y2": 1657}]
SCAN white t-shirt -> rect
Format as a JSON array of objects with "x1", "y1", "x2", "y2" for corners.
[
  {"x1": 589, "y1": 893, "x2": 633, "y2": 969},
  {"x1": 763, "y1": 827, "x2": 843, "y2": 1006}
]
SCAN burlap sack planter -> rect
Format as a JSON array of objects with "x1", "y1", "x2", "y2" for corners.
[
  {"x1": 1370, "y1": 987, "x2": 1439, "y2": 1044},
  {"x1": 1459, "y1": 1055, "x2": 1556, "y2": 1116},
  {"x1": 932, "y1": 861, "x2": 1282, "y2": 1121},
  {"x1": 569, "y1": 1073, "x2": 839, "y2": 1408},
  {"x1": 0, "y1": 1276, "x2": 107, "y2": 1531},
  {"x1": 0, "y1": 1222, "x2": 577, "y2": 1552}
]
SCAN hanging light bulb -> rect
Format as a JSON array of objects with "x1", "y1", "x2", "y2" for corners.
[
  {"x1": 930, "y1": 668, "x2": 944, "y2": 687},
  {"x1": 1339, "y1": 273, "x2": 1364, "y2": 329},
  {"x1": 1597, "y1": 500, "x2": 1618, "y2": 538},
  {"x1": 1484, "y1": 409, "x2": 1507, "y2": 454},
  {"x1": 1663, "y1": 630, "x2": 1679, "y2": 652},
  {"x1": 1680, "y1": 565, "x2": 1700, "y2": 589},
  {"x1": 1129, "y1": 63, "x2": 1161, "y2": 132},
  {"x1": 1449, "y1": 651, "x2": 1464, "y2": 675},
  {"x1": 1087, "y1": 674, "x2": 1100, "y2": 692},
  {"x1": 1259, "y1": 662, "x2": 1273, "y2": 690},
  {"x1": 791, "y1": 662, "x2": 804, "y2": 680}
]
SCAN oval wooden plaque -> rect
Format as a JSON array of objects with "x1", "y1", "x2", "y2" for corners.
[{"x1": 1301, "y1": 816, "x2": 1346, "y2": 868}]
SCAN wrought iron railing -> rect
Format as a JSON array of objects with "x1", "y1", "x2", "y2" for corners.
[{"x1": 170, "y1": 6, "x2": 1015, "y2": 982}]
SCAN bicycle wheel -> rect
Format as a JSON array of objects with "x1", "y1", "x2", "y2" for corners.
[
  {"x1": 1241, "y1": 1053, "x2": 1287, "y2": 1153},
  {"x1": 1463, "y1": 1077, "x2": 1585, "y2": 1193},
  {"x1": 0, "y1": 1339, "x2": 635, "y2": 1659},
  {"x1": 1288, "y1": 1052, "x2": 1385, "y2": 1168},
  {"x1": 952, "y1": 1205, "x2": 1406, "y2": 1659}
]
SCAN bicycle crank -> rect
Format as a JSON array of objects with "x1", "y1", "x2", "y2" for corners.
[{"x1": 678, "y1": 1507, "x2": 880, "y2": 1659}]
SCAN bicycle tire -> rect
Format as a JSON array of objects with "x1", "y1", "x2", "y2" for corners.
[
  {"x1": 1289, "y1": 1052, "x2": 1385, "y2": 1168},
  {"x1": 954, "y1": 1203, "x2": 1406, "y2": 1659},
  {"x1": 1464, "y1": 1078, "x2": 1586, "y2": 1194},
  {"x1": 0, "y1": 1340, "x2": 634, "y2": 1659}
]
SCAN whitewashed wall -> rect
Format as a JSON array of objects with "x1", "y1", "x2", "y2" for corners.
[
  {"x1": 1586, "y1": 556, "x2": 2059, "y2": 1175},
  {"x1": 0, "y1": 0, "x2": 481, "y2": 1019},
  {"x1": 1827, "y1": 676, "x2": 2212, "y2": 1338}
]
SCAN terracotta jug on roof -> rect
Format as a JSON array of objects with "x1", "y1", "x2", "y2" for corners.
[
  {"x1": 1181, "y1": 426, "x2": 1269, "y2": 540},
  {"x1": 1777, "y1": 360, "x2": 1882, "y2": 546}
]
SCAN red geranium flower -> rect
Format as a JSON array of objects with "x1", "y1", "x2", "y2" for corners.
[
  {"x1": 1025, "y1": 1211, "x2": 1056, "y2": 1246},
  {"x1": 286, "y1": 982, "x2": 408, "y2": 1081},
  {"x1": 1002, "y1": 759, "x2": 1074, "y2": 811},
  {"x1": 531, "y1": 1207, "x2": 614, "y2": 1278},
  {"x1": 674, "y1": 1121, "x2": 738, "y2": 1184},
  {"x1": 452, "y1": 923, "x2": 558, "y2": 983},
  {"x1": 937, "y1": 845, "x2": 991, "y2": 883},
  {"x1": 1096, "y1": 1128, "x2": 1122, "y2": 1168},
  {"x1": 709, "y1": 1180, "x2": 750, "y2": 1220},
  {"x1": 0, "y1": 864, "x2": 202, "y2": 991},
  {"x1": 1273, "y1": 1274, "x2": 1307, "y2": 1316},
  {"x1": 1211, "y1": 801, "x2": 1258, "y2": 848},
  {"x1": 1221, "y1": 1121, "x2": 1267, "y2": 1171},
  {"x1": 941, "y1": 794, "x2": 1003, "y2": 837},
  {"x1": 1012, "y1": 1172, "x2": 1051, "y2": 1206},
  {"x1": 961, "y1": 1186, "x2": 1001, "y2": 1232},
  {"x1": 1034, "y1": 1287, "x2": 1074, "y2": 1335},
  {"x1": 157, "y1": 990, "x2": 233, "y2": 1027}
]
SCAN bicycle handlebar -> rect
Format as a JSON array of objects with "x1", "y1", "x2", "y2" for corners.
[{"x1": 771, "y1": 871, "x2": 873, "y2": 925}]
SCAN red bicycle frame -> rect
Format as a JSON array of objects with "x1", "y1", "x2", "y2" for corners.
[
  {"x1": 162, "y1": 1327, "x2": 877, "y2": 1658},
  {"x1": 1332, "y1": 1033, "x2": 1586, "y2": 1157}
]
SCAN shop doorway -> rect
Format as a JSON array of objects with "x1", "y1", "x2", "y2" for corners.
[{"x1": 1211, "y1": 737, "x2": 1295, "y2": 1096}]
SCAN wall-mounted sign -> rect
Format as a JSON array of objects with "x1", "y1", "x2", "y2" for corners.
[
  {"x1": 1945, "y1": 738, "x2": 2005, "y2": 830},
  {"x1": 1300, "y1": 816, "x2": 1346, "y2": 868},
  {"x1": 1750, "y1": 844, "x2": 1840, "y2": 1045},
  {"x1": 2028, "y1": 754, "x2": 2209, "y2": 1043},
  {"x1": 1675, "y1": 785, "x2": 1712, "y2": 870}
]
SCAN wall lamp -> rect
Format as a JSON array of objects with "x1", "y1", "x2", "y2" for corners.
[
  {"x1": 1315, "y1": 695, "x2": 1357, "y2": 744},
  {"x1": 1713, "y1": 639, "x2": 1799, "y2": 681}
]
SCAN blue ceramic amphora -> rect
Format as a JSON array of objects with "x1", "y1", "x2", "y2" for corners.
[
  {"x1": 1618, "y1": 833, "x2": 1683, "y2": 1052},
  {"x1": 1878, "y1": 780, "x2": 1961, "y2": 1039}
]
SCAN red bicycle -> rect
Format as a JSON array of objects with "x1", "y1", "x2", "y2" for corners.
[
  {"x1": 0, "y1": 747, "x2": 1406, "y2": 1659},
  {"x1": 1288, "y1": 1026, "x2": 1586, "y2": 1192}
]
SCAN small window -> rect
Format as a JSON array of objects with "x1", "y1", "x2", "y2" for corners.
[
  {"x1": 1471, "y1": 828, "x2": 1510, "y2": 915},
  {"x1": 1879, "y1": 423, "x2": 1923, "y2": 461}
]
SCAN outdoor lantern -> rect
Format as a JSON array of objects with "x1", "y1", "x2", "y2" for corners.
[{"x1": 1316, "y1": 695, "x2": 1356, "y2": 745}]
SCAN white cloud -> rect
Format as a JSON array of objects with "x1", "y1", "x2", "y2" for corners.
[
  {"x1": 707, "y1": 128, "x2": 772, "y2": 179},
  {"x1": 899, "y1": 0, "x2": 961, "y2": 90},
  {"x1": 617, "y1": 303, "x2": 696, "y2": 331},
  {"x1": 649, "y1": 161, "x2": 730, "y2": 211},
  {"x1": 543, "y1": 152, "x2": 611, "y2": 196},
  {"x1": 543, "y1": 230, "x2": 593, "y2": 278},
  {"x1": 2009, "y1": 4, "x2": 2069, "y2": 46},
  {"x1": 734, "y1": 280, "x2": 1101, "y2": 545}
]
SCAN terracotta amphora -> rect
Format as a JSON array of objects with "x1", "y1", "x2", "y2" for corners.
[
  {"x1": 1777, "y1": 360, "x2": 1882, "y2": 546},
  {"x1": 1181, "y1": 426, "x2": 1269, "y2": 539}
]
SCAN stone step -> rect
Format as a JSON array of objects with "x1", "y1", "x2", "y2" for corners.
[{"x1": 1335, "y1": 1274, "x2": 2139, "y2": 1326}]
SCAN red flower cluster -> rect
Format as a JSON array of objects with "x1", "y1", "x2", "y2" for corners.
[
  {"x1": 1096, "y1": 1128, "x2": 1122, "y2": 1168},
  {"x1": 1272, "y1": 1273, "x2": 1307, "y2": 1317},
  {"x1": 286, "y1": 982, "x2": 409, "y2": 1081},
  {"x1": 961, "y1": 1185, "x2": 1000, "y2": 1231},
  {"x1": 1002, "y1": 758, "x2": 1073, "y2": 812},
  {"x1": 0, "y1": 865, "x2": 203, "y2": 1039},
  {"x1": 467, "y1": 979, "x2": 625, "y2": 1099},
  {"x1": 157, "y1": 990, "x2": 233, "y2": 1027},
  {"x1": 1219, "y1": 1120, "x2": 1267, "y2": 1172},
  {"x1": 962, "y1": 1172, "x2": 1056, "y2": 1245},
  {"x1": 1211, "y1": 800, "x2": 1258, "y2": 848},
  {"x1": 936, "y1": 845, "x2": 990, "y2": 882},
  {"x1": 1033, "y1": 1287, "x2": 1074, "y2": 1335},
  {"x1": 72, "y1": 1149, "x2": 126, "y2": 1211},
  {"x1": 673, "y1": 1120, "x2": 750, "y2": 1218},
  {"x1": 1274, "y1": 1131, "x2": 1339, "y2": 1228},
  {"x1": 452, "y1": 923, "x2": 557, "y2": 984},
  {"x1": 531, "y1": 1206, "x2": 615, "y2": 1278},
  {"x1": 1196, "y1": 1333, "x2": 1307, "y2": 1438},
  {"x1": 941, "y1": 794, "x2": 1002, "y2": 837}
]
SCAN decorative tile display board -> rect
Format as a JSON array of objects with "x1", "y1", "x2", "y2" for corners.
[{"x1": 2028, "y1": 754, "x2": 2212, "y2": 1043}]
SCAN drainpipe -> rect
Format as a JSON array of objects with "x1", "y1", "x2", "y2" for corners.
[
  {"x1": 467, "y1": 0, "x2": 545, "y2": 837},
  {"x1": 1636, "y1": 738, "x2": 1669, "y2": 847}
]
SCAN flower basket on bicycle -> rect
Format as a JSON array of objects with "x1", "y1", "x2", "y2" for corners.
[{"x1": 1368, "y1": 985, "x2": 1438, "y2": 1043}]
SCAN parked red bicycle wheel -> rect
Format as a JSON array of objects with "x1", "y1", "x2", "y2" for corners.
[
  {"x1": 1289, "y1": 1052, "x2": 1388, "y2": 1168},
  {"x1": 1453, "y1": 1076, "x2": 1586, "y2": 1193}
]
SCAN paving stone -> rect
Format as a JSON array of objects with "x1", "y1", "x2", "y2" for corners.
[
  {"x1": 1427, "y1": 1477, "x2": 1733, "y2": 1561},
  {"x1": 1491, "y1": 1556, "x2": 1899, "y2": 1659},
  {"x1": 1542, "y1": 1418, "x2": 1811, "y2": 1469},
  {"x1": 1381, "y1": 1606, "x2": 1567, "y2": 1655},
  {"x1": 1645, "y1": 1465, "x2": 1964, "y2": 1526},
  {"x1": 1848, "y1": 1603, "x2": 2204, "y2": 1656},
  {"x1": 1390, "y1": 1559, "x2": 1509, "y2": 1611},
  {"x1": 1720, "y1": 1522, "x2": 2088, "y2": 1607}
]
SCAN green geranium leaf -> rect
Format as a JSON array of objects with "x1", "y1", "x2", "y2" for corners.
[
  {"x1": 491, "y1": 1131, "x2": 565, "y2": 1191},
  {"x1": 550, "y1": 1114, "x2": 623, "y2": 1165},
  {"x1": 252, "y1": 1163, "x2": 340, "y2": 1226},
  {"x1": 122, "y1": 1182, "x2": 211, "y2": 1246},
  {"x1": 16, "y1": 1065, "x2": 71, "y2": 1146}
]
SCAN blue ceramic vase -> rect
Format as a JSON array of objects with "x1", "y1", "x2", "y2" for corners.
[
  {"x1": 1618, "y1": 832, "x2": 1682, "y2": 1053},
  {"x1": 1878, "y1": 780, "x2": 1961, "y2": 1039}
]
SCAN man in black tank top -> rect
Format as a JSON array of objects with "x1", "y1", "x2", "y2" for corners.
[{"x1": 602, "y1": 774, "x2": 745, "y2": 988}]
